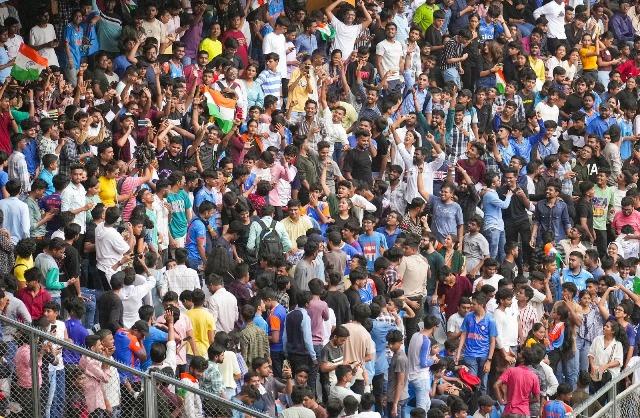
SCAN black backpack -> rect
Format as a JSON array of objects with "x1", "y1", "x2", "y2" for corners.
[{"x1": 256, "y1": 219, "x2": 284, "y2": 259}]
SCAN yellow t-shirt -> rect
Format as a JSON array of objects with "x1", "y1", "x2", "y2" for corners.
[
  {"x1": 186, "y1": 307, "x2": 215, "y2": 357},
  {"x1": 579, "y1": 46, "x2": 598, "y2": 71},
  {"x1": 528, "y1": 57, "x2": 546, "y2": 82},
  {"x1": 199, "y1": 38, "x2": 222, "y2": 63},
  {"x1": 14, "y1": 256, "x2": 34, "y2": 284},
  {"x1": 288, "y1": 68, "x2": 314, "y2": 113},
  {"x1": 98, "y1": 176, "x2": 117, "y2": 207}
]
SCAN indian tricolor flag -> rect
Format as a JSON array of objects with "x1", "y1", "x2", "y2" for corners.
[
  {"x1": 317, "y1": 22, "x2": 336, "y2": 41},
  {"x1": 496, "y1": 68, "x2": 506, "y2": 94},
  {"x1": 11, "y1": 44, "x2": 48, "y2": 82},
  {"x1": 202, "y1": 87, "x2": 236, "y2": 134}
]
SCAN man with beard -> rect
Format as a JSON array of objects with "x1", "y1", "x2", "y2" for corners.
[
  {"x1": 562, "y1": 112, "x2": 586, "y2": 148},
  {"x1": 358, "y1": 86, "x2": 382, "y2": 121},
  {"x1": 586, "y1": 104, "x2": 616, "y2": 137},
  {"x1": 563, "y1": 78, "x2": 588, "y2": 116},
  {"x1": 385, "y1": 165, "x2": 407, "y2": 214},
  {"x1": 499, "y1": 168, "x2": 532, "y2": 270},
  {"x1": 400, "y1": 73, "x2": 432, "y2": 122},
  {"x1": 585, "y1": 135, "x2": 611, "y2": 182}
]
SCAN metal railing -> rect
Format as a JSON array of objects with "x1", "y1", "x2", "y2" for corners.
[
  {"x1": 0, "y1": 314, "x2": 271, "y2": 418},
  {"x1": 568, "y1": 361, "x2": 640, "y2": 418}
]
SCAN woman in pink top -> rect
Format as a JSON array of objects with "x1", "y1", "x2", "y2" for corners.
[{"x1": 14, "y1": 335, "x2": 44, "y2": 414}]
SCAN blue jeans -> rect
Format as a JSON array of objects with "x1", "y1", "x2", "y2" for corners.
[
  {"x1": 443, "y1": 67, "x2": 461, "y2": 89},
  {"x1": 46, "y1": 368, "x2": 65, "y2": 418},
  {"x1": 81, "y1": 288, "x2": 97, "y2": 329},
  {"x1": 387, "y1": 398, "x2": 408, "y2": 418},
  {"x1": 463, "y1": 355, "x2": 489, "y2": 393},
  {"x1": 555, "y1": 352, "x2": 579, "y2": 390},
  {"x1": 484, "y1": 228, "x2": 506, "y2": 262},
  {"x1": 576, "y1": 336, "x2": 591, "y2": 372},
  {"x1": 408, "y1": 377, "x2": 430, "y2": 415}
]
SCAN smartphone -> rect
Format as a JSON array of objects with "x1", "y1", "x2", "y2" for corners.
[
  {"x1": 137, "y1": 119, "x2": 149, "y2": 127},
  {"x1": 283, "y1": 360, "x2": 291, "y2": 370},
  {"x1": 50, "y1": 324, "x2": 57, "y2": 334}
]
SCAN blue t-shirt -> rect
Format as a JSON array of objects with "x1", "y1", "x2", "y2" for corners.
[
  {"x1": 141, "y1": 326, "x2": 168, "y2": 371},
  {"x1": 112, "y1": 54, "x2": 132, "y2": 78},
  {"x1": 63, "y1": 318, "x2": 88, "y2": 365},
  {"x1": 371, "y1": 319, "x2": 397, "y2": 374},
  {"x1": 460, "y1": 312, "x2": 498, "y2": 358},
  {"x1": 269, "y1": 304, "x2": 287, "y2": 352},
  {"x1": 358, "y1": 232, "x2": 387, "y2": 272},
  {"x1": 0, "y1": 46, "x2": 11, "y2": 84},
  {"x1": 38, "y1": 169, "x2": 55, "y2": 196},
  {"x1": 254, "y1": 313, "x2": 269, "y2": 335},
  {"x1": 429, "y1": 194, "x2": 464, "y2": 243},
  {"x1": 194, "y1": 186, "x2": 219, "y2": 231},
  {"x1": 341, "y1": 242, "x2": 362, "y2": 275},
  {"x1": 0, "y1": 171, "x2": 7, "y2": 199},
  {"x1": 23, "y1": 139, "x2": 39, "y2": 175},
  {"x1": 114, "y1": 329, "x2": 143, "y2": 381},
  {"x1": 64, "y1": 24, "x2": 84, "y2": 69},
  {"x1": 185, "y1": 217, "x2": 208, "y2": 265}
]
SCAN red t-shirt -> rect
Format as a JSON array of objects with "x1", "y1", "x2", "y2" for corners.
[
  {"x1": 456, "y1": 159, "x2": 487, "y2": 185},
  {"x1": 221, "y1": 30, "x2": 249, "y2": 69},
  {"x1": 0, "y1": 112, "x2": 12, "y2": 154},
  {"x1": 437, "y1": 275, "x2": 472, "y2": 319},
  {"x1": 499, "y1": 365, "x2": 541, "y2": 416}
]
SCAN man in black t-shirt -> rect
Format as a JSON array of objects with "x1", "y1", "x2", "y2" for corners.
[{"x1": 344, "y1": 129, "x2": 375, "y2": 185}]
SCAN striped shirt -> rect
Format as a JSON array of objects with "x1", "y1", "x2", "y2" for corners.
[
  {"x1": 440, "y1": 39, "x2": 463, "y2": 70},
  {"x1": 7, "y1": 151, "x2": 30, "y2": 193},
  {"x1": 256, "y1": 69, "x2": 282, "y2": 105}
]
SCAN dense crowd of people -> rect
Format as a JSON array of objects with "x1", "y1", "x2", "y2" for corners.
[{"x1": 0, "y1": 0, "x2": 639, "y2": 417}]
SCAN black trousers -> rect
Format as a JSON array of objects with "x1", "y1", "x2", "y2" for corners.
[
  {"x1": 595, "y1": 228, "x2": 608, "y2": 256},
  {"x1": 505, "y1": 218, "x2": 532, "y2": 269}
]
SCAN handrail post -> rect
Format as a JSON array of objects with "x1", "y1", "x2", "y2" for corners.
[
  {"x1": 144, "y1": 374, "x2": 156, "y2": 418},
  {"x1": 30, "y1": 332, "x2": 41, "y2": 418},
  {"x1": 612, "y1": 378, "x2": 617, "y2": 416}
]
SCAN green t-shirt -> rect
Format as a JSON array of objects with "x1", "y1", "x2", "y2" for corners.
[
  {"x1": 593, "y1": 185, "x2": 615, "y2": 231},
  {"x1": 11, "y1": 109, "x2": 30, "y2": 133},
  {"x1": 167, "y1": 189, "x2": 192, "y2": 239}
]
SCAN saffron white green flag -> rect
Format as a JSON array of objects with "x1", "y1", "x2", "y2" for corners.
[
  {"x1": 317, "y1": 23, "x2": 336, "y2": 41},
  {"x1": 202, "y1": 87, "x2": 237, "y2": 134},
  {"x1": 11, "y1": 43, "x2": 48, "y2": 82}
]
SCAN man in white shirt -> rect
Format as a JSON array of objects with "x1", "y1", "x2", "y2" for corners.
[
  {"x1": 120, "y1": 266, "x2": 157, "y2": 328},
  {"x1": 262, "y1": 16, "x2": 290, "y2": 81},
  {"x1": 95, "y1": 207, "x2": 135, "y2": 290},
  {"x1": 393, "y1": 131, "x2": 445, "y2": 203},
  {"x1": 376, "y1": 22, "x2": 406, "y2": 92},
  {"x1": 446, "y1": 297, "x2": 471, "y2": 340},
  {"x1": 533, "y1": 0, "x2": 566, "y2": 49},
  {"x1": 493, "y1": 288, "x2": 518, "y2": 366},
  {"x1": 325, "y1": 0, "x2": 373, "y2": 61},
  {"x1": 61, "y1": 164, "x2": 95, "y2": 241},
  {"x1": 160, "y1": 248, "x2": 200, "y2": 297},
  {"x1": 204, "y1": 273, "x2": 238, "y2": 333}
]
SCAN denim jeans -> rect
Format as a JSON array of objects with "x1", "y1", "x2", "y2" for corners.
[
  {"x1": 463, "y1": 356, "x2": 489, "y2": 393},
  {"x1": 483, "y1": 228, "x2": 506, "y2": 262},
  {"x1": 443, "y1": 67, "x2": 462, "y2": 89},
  {"x1": 387, "y1": 398, "x2": 408, "y2": 418},
  {"x1": 555, "y1": 352, "x2": 579, "y2": 390},
  {"x1": 576, "y1": 336, "x2": 591, "y2": 372},
  {"x1": 46, "y1": 368, "x2": 65, "y2": 418},
  {"x1": 408, "y1": 377, "x2": 430, "y2": 415},
  {"x1": 81, "y1": 288, "x2": 97, "y2": 329}
]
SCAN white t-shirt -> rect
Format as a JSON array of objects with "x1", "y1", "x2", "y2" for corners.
[
  {"x1": 5, "y1": 34, "x2": 22, "y2": 59},
  {"x1": 446, "y1": 312, "x2": 464, "y2": 335},
  {"x1": 141, "y1": 18, "x2": 167, "y2": 49},
  {"x1": 330, "y1": 15, "x2": 362, "y2": 61},
  {"x1": 95, "y1": 223, "x2": 130, "y2": 277},
  {"x1": 376, "y1": 39, "x2": 405, "y2": 81},
  {"x1": 29, "y1": 24, "x2": 59, "y2": 67},
  {"x1": 262, "y1": 32, "x2": 287, "y2": 79},
  {"x1": 535, "y1": 101, "x2": 559, "y2": 123}
]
